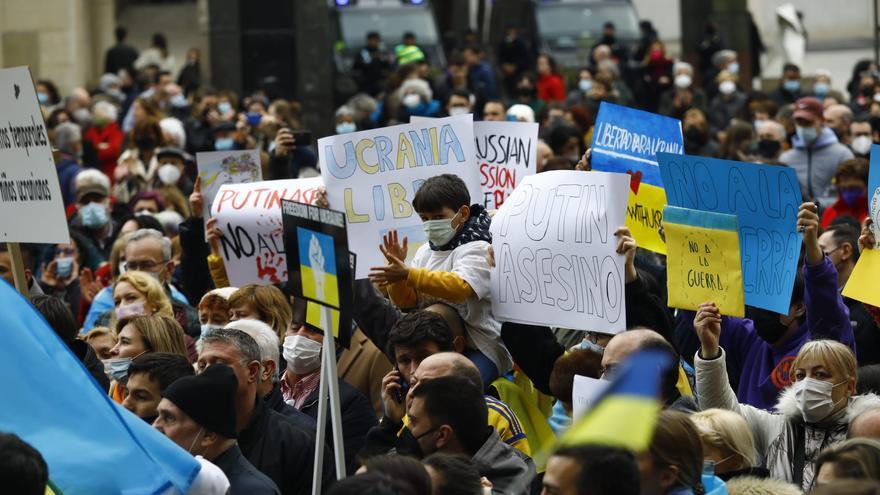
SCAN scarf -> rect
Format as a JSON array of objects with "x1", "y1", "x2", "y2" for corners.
[{"x1": 429, "y1": 204, "x2": 492, "y2": 251}]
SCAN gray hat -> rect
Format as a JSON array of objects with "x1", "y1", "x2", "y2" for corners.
[{"x1": 53, "y1": 122, "x2": 82, "y2": 155}]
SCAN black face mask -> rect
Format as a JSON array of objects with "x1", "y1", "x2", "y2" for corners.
[
  {"x1": 135, "y1": 136, "x2": 157, "y2": 151},
  {"x1": 684, "y1": 126, "x2": 706, "y2": 144},
  {"x1": 757, "y1": 139, "x2": 782, "y2": 158},
  {"x1": 862, "y1": 85, "x2": 875, "y2": 97},
  {"x1": 517, "y1": 87, "x2": 535, "y2": 99},
  {"x1": 746, "y1": 306, "x2": 790, "y2": 344}
]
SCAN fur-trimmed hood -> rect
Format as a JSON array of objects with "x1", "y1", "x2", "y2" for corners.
[{"x1": 774, "y1": 386, "x2": 880, "y2": 425}]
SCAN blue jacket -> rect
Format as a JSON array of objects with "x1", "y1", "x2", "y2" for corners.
[
  {"x1": 81, "y1": 283, "x2": 190, "y2": 332},
  {"x1": 780, "y1": 126, "x2": 853, "y2": 203},
  {"x1": 56, "y1": 155, "x2": 82, "y2": 207}
]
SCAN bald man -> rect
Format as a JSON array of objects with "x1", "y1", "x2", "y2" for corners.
[
  {"x1": 849, "y1": 409, "x2": 880, "y2": 439},
  {"x1": 825, "y1": 104, "x2": 854, "y2": 144},
  {"x1": 362, "y1": 352, "x2": 530, "y2": 459}
]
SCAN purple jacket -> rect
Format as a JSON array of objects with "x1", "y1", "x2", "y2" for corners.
[{"x1": 716, "y1": 257, "x2": 853, "y2": 410}]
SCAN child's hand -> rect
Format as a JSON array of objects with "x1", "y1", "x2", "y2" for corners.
[
  {"x1": 381, "y1": 229, "x2": 408, "y2": 262},
  {"x1": 369, "y1": 247, "x2": 409, "y2": 286}
]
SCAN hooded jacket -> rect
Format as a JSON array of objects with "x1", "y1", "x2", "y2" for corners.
[
  {"x1": 695, "y1": 348, "x2": 880, "y2": 490},
  {"x1": 471, "y1": 428, "x2": 536, "y2": 495},
  {"x1": 779, "y1": 126, "x2": 854, "y2": 202}
]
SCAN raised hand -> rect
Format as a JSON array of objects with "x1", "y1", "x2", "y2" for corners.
[
  {"x1": 79, "y1": 267, "x2": 103, "y2": 303},
  {"x1": 614, "y1": 226, "x2": 638, "y2": 283},
  {"x1": 314, "y1": 187, "x2": 329, "y2": 208},
  {"x1": 798, "y1": 202, "x2": 822, "y2": 265},
  {"x1": 694, "y1": 301, "x2": 722, "y2": 359},
  {"x1": 205, "y1": 217, "x2": 223, "y2": 256},
  {"x1": 860, "y1": 218, "x2": 876, "y2": 252},
  {"x1": 189, "y1": 176, "x2": 203, "y2": 218},
  {"x1": 369, "y1": 248, "x2": 409, "y2": 286},
  {"x1": 381, "y1": 229, "x2": 408, "y2": 263},
  {"x1": 575, "y1": 148, "x2": 592, "y2": 172}
]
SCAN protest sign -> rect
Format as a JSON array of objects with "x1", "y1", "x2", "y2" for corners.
[
  {"x1": 0, "y1": 67, "x2": 68, "y2": 244},
  {"x1": 870, "y1": 144, "x2": 880, "y2": 239},
  {"x1": 490, "y1": 170, "x2": 629, "y2": 332},
  {"x1": 412, "y1": 116, "x2": 538, "y2": 209},
  {"x1": 659, "y1": 153, "x2": 802, "y2": 314},
  {"x1": 664, "y1": 206, "x2": 745, "y2": 317},
  {"x1": 211, "y1": 177, "x2": 323, "y2": 286},
  {"x1": 281, "y1": 200, "x2": 353, "y2": 347},
  {"x1": 196, "y1": 149, "x2": 262, "y2": 229},
  {"x1": 590, "y1": 101, "x2": 683, "y2": 255},
  {"x1": 572, "y1": 374, "x2": 609, "y2": 421},
  {"x1": 843, "y1": 249, "x2": 880, "y2": 307},
  {"x1": 320, "y1": 114, "x2": 482, "y2": 278}
]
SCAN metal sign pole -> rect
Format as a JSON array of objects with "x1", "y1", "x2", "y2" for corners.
[
  {"x1": 323, "y1": 304, "x2": 347, "y2": 478},
  {"x1": 310, "y1": 356, "x2": 330, "y2": 495}
]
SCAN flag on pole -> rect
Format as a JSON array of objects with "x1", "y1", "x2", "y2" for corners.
[
  {"x1": 560, "y1": 350, "x2": 673, "y2": 451},
  {"x1": 0, "y1": 279, "x2": 200, "y2": 494}
]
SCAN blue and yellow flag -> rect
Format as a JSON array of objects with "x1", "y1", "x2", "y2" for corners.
[
  {"x1": 0, "y1": 280, "x2": 200, "y2": 494},
  {"x1": 297, "y1": 227, "x2": 340, "y2": 308},
  {"x1": 560, "y1": 350, "x2": 672, "y2": 451}
]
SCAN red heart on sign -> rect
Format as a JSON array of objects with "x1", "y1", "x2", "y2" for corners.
[{"x1": 626, "y1": 170, "x2": 643, "y2": 194}]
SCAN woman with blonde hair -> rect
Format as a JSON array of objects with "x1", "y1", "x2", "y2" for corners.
[
  {"x1": 94, "y1": 271, "x2": 173, "y2": 330},
  {"x1": 695, "y1": 304, "x2": 880, "y2": 491},
  {"x1": 106, "y1": 314, "x2": 188, "y2": 403},
  {"x1": 691, "y1": 408, "x2": 766, "y2": 481},
  {"x1": 816, "y1": 438, "x2": 880, "y2": 486},
  {"x1": 227, "y1": 284, "x2": 292, "y2": 339}
]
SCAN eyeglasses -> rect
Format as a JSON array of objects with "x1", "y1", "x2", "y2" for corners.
[
  {"x1": 55, "y1": 247, "x2": 76, "y2": 256},
  {"x1": 121, "y1": 260, "x2": 161, "y2": 272},
  {"x1": 823, "y1": 246, "x2": 842, "y2": 258}
]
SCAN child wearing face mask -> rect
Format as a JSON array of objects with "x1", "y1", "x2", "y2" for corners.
[{"x1": 368, "y1": 174, "x2": 511, "y2": 384}]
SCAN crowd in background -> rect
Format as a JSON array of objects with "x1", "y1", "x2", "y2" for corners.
[{"x1": 7, "y1": 18, "x2": 880, "y2": 495}]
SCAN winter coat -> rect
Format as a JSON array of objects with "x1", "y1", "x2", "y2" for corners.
[
  {"x1": 56, "y1": 156, "x2": 82, "y2": 207},
  {"x1": 779, "y1": 126, "x2": 854, "y2": 202},
  {"x1": 337, "y1": 328, "x2": 393, "y2": 418},
  {"x1": 820, "y1": 194, "x2": 868, "y2": 228},
  {"x1": 83, "y1": 123, "x2": 125, "y2": 178},
  {"x1": 695, "y1": 348, "x2": 880, "y2": 490},
  {"x1": 212, "y1": 444, "x2": 280, "y2": 495},
  {"x1": 679, "y1": 256, "x2": 853, "y2": 410},
  {"x1": 177, "y1": 216, "x2": 213, "y2": 305},
  {"x1": 472, "y1": 428, "x2": 536, "y2": 495},
  {"x1": 238, "y1": 397, "x2": 333, "y2": 495}
]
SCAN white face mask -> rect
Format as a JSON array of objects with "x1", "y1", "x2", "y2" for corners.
[
  {"x1": 794, "y1": 377, "x2": 847, "y2": 423},
  {"x1": 402, "y1": 93, "x2": 422, "y2": 109},
  {"x1": 157, "y1": 164, "x2": 182, "y2": 185},
  {"x1": 282, "y1": 335, "x2": 322, "y2": 374},
  {"x1": 674, "y1": 74, "x2": 692, "y2": 89},
  {"x1": 719, "y1": 80, "x2": 737, "y2": 96},
  {"x1": 448, "y1": 106, "x2": 469, "y2": 116},
  {"x1": 852, "y1": 135, "x2": 873, "y2": 155}
]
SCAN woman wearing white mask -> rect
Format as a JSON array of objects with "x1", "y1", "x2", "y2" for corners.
[
  {"x1": 694, "y1": 310, "x2": 880, "y2": 491},
  {"x1": 280, "y1": 319, "x2": 377, "y2": 471}
]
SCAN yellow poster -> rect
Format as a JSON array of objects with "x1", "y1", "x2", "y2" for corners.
[
  {"x1": 626, "y1": 182, "x2": 667, "y2": 254},
  {"x1": 664, "y1": 206, "x2": 745, "y2": 317},
  {"x1": 843, "y1": 249, "x2": 880, "y2": 307},
  {"x1": 305, "y1": 301, "x2": 341, "y2": 337}
]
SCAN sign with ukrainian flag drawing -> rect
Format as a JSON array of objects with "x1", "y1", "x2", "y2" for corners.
[
  {"x1": 664, "y1": 205, "x2": 745, "y2": 317},
  {"x1": 282, "y1": 200, "x2": 354, "y2": 347},
  {"x1": 590, "y1": 101, "x2": 683, "y2": 254}
]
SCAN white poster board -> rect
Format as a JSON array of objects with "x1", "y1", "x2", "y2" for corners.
[
  {"x1": 320, "y1": 114, "x2": 481, "y2": 278},
  {"x1": 490, "y1": 170, "x2": 629, "y2": 332},
  {"x1": 572, "y1": 374, "x2": 609, "y2": 420},
  {"x1": 211, "y1": 177, "x2": 323, "y2": 286},
  {"x1": 0, "y1": 66, "x2": 68, "y2": 243},
  {"x1": 197, "y1": 149, "x2": 262, "y2": 230}
]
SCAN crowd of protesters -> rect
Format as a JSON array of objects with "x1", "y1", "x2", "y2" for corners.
[{"x1": 7, "y1": 19, "x2": 880, "y2": 495}]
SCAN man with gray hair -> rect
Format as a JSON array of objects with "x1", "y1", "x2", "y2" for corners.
[
  {"x1": 198, "y1": 328, "x2": 330, "y2": 495},
  {"x1": 53, "y1": 121, "x2": 83, "y2": 206},
  {"x1": 755, "y1": 120, "x2": 788, "y2": 162},
  {"x1": 223, "y1": 318, "x2": 317, "y2": 429},
  {"x1": 824, "y1": 104, "x2": 854, "y2": 145},
  {"x1": 659, "y1": 60, "x2": 707, "y2": 119}
]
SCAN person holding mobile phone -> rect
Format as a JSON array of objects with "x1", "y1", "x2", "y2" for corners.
[{"x1": 268, "y1": 126, "x2": 318, "y2": 179}]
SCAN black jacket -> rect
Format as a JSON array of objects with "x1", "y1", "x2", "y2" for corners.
[
  {"x1": 178, "y1": 216, "x2": 214, "y2": 305},
  {"x1": 70, "y1": 339, "x2": 110, "y2": 391},
  {"x1": 239, "y1": 397, "x2": 333, "y2": 495},
  {"x1": 501, "y1": 273, "x2": 674, "y2": 395},
  {"x1": 264, "y1": 382, "x2": 319, "y2": 433},
  {"x1": 299, "y1": 378, "x2": 377, "y2": 471},
  {"x1": 213, "y1": 443, "x2": 280, "y2": 494},
  {"x1": 848, "y1": 296, "x2": 880, "y2": 365}
]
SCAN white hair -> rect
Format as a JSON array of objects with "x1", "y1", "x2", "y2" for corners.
[
  {"x1": 93, "y1": 100, "x2": 119, "y2": 122},
  {"x1": 673, "y1": 61, "x2": 693, "y2": 76},
  {"x1": 757, "y1": 120, "x2": 786, "y2": 139},
  {"x1": 127, "y1": 228, "x2": 173, "y2": 262},
  {"x1": 75, "y1": 168, "x2": 111, "y2": 192},
  {"x1": 507, "y1": 104, "x2": 535, "y2": 123},
  {"x1": 224, "y1": 318, "x2": 281, "y2": 382},
  {"x1": 160, "y1": 117, "x2": 186, "y2": 148}
]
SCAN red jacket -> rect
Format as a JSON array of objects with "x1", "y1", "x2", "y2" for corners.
[
  {"x1": 83, "y1": 122, "x2": 125, "y2": 179},
  {"x1": 538, "y1": 74, "x2": 566, "y2": 103},
  {"x1": 820, "y1": 195, "x2": 868, "y2": 228}
]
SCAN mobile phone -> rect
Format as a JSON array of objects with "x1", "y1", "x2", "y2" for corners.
[
  {"x1": 291, "y1": 130, "x2": 312, "y2": 146},
  {"x1": 394, "y1": 370, "x2": 409, "y2": 403}
]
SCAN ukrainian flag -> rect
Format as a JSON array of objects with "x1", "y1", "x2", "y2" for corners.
[
  {"x1": 560, "y1": 350, "x2": 672, "y2": 451},
  {"x1": 298, "y1": 227, "x2": 340, "y2": 308},
  {"x1": 0, "y1": 279, "x2": 200, "y2": 494}
]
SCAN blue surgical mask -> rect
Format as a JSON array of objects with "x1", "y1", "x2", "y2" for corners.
[
  {"x1": 783, "y1": 79, "x2": 801, "y2": 92},
  {"x1": 108, "y1": 357, "x2": 132, "y2": 383},
  {"x1": 55, "y1": 257, "x2": 74, "y2": 279},
  {"x1": 578, "y1": 79, "x2": 593, "y2": 93},
  {"x1": 80, "y1": 202, "x2": 109, "y2": 229},
  {"x1": 796, "y1": 125, "x2": 818, "y2": 144},
  {"x1": 423, "y1": 216, "x2": 458, "y2": 247},
  {"x1": 217, "y1": 101, "x2": 232, "y2": 114},
  {"x1": 37, "y1": 91, "x2": 50, "y2": 105},
  {"x1": 572, "y1": 339, "x2": 605, "y2": 355},
  {"x1": 813, "y1": 82, "x2": 830, "y2": 96},
  {"x1": 727, "y1": 62, "x2": 739, "y2": 75},
  {"x1": 336, "y1": 122, "x2": 356, "y2": 134},
  {"x1": 215, "y1": 137, "x2": 235, "y2": 151}
]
